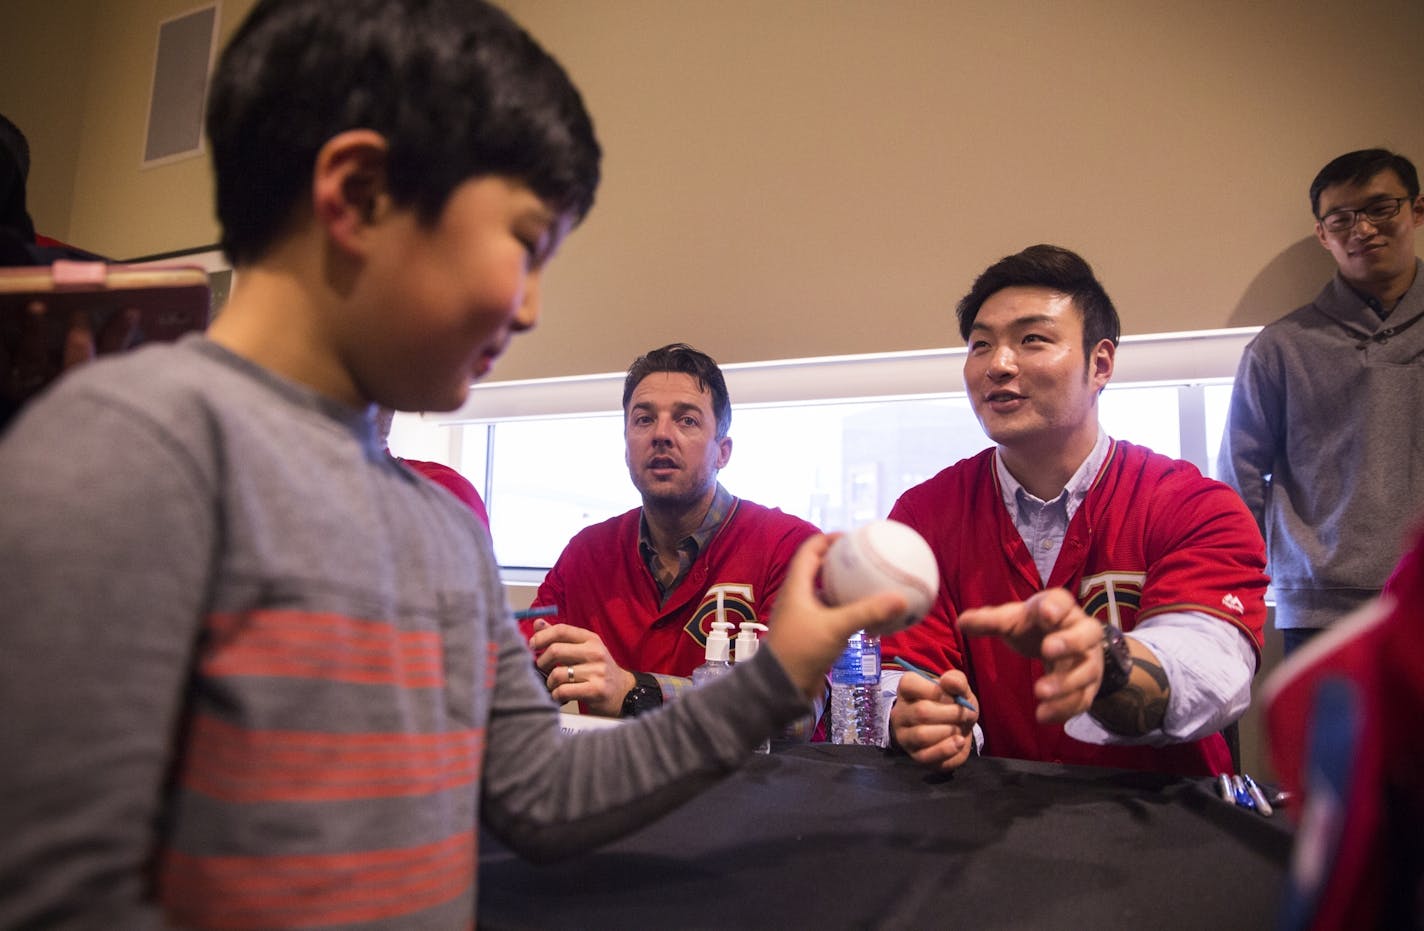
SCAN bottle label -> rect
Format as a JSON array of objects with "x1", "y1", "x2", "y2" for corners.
[{"x1": 831, "y1": 640, "x2": 880, "y2": 686}]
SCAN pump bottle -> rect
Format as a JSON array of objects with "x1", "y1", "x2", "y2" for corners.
[
  {"x1": 691, "y1": 620, "x2": 735, "y2": 687},
  {"x1": 734, "y1": 621, "x2": 771, "y2": 754}
]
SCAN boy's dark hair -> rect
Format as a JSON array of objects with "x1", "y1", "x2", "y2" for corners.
[
  {"x1": 1309, "y1": 148, "x2": 1419, "y2": 217},
  {"x1": 956, "y1": 244, "x2": 1121, "y2": 358},
  {"x1": 623, "y1": 344, "x2": 732, "y2": 439},
  {"x1": 207, "y1": 0, "x2": 601, "y2": 266}
]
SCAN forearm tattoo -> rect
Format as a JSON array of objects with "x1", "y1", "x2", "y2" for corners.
[{"x1": 1091, "y1": 655, "x2": 1170, "y2": 736}]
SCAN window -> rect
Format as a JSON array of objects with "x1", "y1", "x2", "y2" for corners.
[
  {"x1": 483, "y1": 416, "x2": 637, "y2": 568},
  {"x1": 388, "y1": 328, "x2": 1256, "y2": 573}
]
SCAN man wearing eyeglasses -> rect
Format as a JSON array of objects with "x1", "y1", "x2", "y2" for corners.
[{"x1": 1220, "y1": 148, "x2": 1424, "y2": 656}]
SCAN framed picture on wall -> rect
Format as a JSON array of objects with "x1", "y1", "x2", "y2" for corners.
[{"x1": 141, "y1": 3, "x2": 221, "y2": 168}]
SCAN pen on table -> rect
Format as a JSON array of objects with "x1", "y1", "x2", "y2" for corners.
[
  {"x1": 1241, "y1": 774, "x2": 1274, "y2": 817},
  {"x1": 1216, "y1": 773, "x2": 1235, "y2": 804},
  {"x1": 1230, "y1": 775, "x2": 1257, "y2": 811},
  {"x1": 514, "y1": 605, "x2": 559, "y2": 620},
  {"x1": 893, "y1": 657, "x2": 977, "y2": 713}
]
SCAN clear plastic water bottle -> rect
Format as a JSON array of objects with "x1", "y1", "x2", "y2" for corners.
[{"x1": 830, "y1": 630, "x2": 885, "y2": 747}]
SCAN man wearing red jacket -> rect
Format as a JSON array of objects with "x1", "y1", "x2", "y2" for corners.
[
  {"x1": 883, "y1": 245, "x2": 1268, "y2": 777},
  {"x1": 525, "y1": 343, "x2": 820, "y2": 722}
]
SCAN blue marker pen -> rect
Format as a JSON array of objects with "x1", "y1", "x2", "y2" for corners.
[
  {"x1": 513, "y1": 605, "x2": 559, "y2": 620},
  {"x1": 1241, "y1": 774, "x2": 1274, "y2": 817},
  {"x1": 893, "y1": 657, "x2": 977, "y2": 713},
  {"x1": 1230, "y1": 775, "x2": 1256, "y2": 811}
]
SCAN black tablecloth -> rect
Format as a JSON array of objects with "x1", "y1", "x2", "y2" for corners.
[{"x1": 479, "y1": 744, "x2": 1292, "y2": 930}]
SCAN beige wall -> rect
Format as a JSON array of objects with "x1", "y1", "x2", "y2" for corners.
[
  {"x1": 1, "y1": 0, "x2": 255, "y2": 259},
  {"x1": 5, "y1": 0, "x2": 1422, "y2": 378},
  {"x1": 2, "y1": 0, "x2": 97, "y2": 245}
]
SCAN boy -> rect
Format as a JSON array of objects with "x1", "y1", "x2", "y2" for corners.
[{"x1": 0, "y1": 2, "x2": 903, "y2": 928}]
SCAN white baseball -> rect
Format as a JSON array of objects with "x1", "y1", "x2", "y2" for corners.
[{"x1": 821, "y1": 519, "x2": 939, "y2": 631}]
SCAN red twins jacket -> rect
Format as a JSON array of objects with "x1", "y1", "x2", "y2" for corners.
[{"x1": 882, "y1": 440, "x2": 1267, "y2": 776}]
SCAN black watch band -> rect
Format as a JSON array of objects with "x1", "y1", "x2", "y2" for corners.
[
  {"x1": 620, "y1": 672, "x2": 664, "y2": 718},
  {"x1": 1096, "y1": 622, "x2": 1134, "y2": 700}
]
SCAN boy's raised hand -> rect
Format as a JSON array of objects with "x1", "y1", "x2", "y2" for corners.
[{"x1": 762, "y1": 534, "x2": 907, "y2": 701}]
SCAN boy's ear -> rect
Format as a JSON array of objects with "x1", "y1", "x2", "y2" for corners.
[{"x1": 311, "y1": 129, "x2": 393, "y2": 256}]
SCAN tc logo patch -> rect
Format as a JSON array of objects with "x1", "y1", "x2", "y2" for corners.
[
  {"x1": 686, "y1": 583, "x2": 757, "y2": 646},
  {"x1": 1078, "y1": 571, "x2": 1147, "y2": 629}
]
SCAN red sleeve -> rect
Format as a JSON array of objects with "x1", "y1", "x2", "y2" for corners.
[
  {"x1": 1263, "y1": 529, "x2": 1424, "y2": 929},
  {"x1": 753, "y1": 516, "x2": 819, "y2": 623},
  {"x1": 1138, "y1": 470, "x2": 1268, "y2": 658},
  {"x1": 400, "y1": 459, "x2": 488, "y2": 528},
  {"x1": 1383, "y1": 519, "x2": 1424, "y2": 599}
]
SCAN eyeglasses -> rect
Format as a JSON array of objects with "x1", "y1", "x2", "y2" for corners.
[{"x1": 1317, "y1": 196, "x2": 1412, "y2": 234}]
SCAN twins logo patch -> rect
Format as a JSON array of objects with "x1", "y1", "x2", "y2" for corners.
[
  {"x1": 1078, "y1": 571, "x2": 1147, "y2": 629},
  {"x1": 685, "y1": 583, "x2": 757, "y2": 647}
]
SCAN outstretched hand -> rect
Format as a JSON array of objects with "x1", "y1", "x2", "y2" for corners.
[
  {"x1": 761, "y1": 534, "x2": 908, "y2": 701},
  {"x1": 957, "y1": 588, "x2": 1104, "y2": 724}
]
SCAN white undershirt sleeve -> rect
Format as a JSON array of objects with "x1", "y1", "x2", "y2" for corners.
[{"x1": 1063, "y1": 611, "x2": 1255, "y2": 747}]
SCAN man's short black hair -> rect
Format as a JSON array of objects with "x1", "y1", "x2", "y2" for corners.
[
  {"x1": 956, "y1": 244, "x2": 1121, "y2": 357},
  {"x1": 622, "y1": 344, "x2": 732, "y2": 439},
  {"x1": 1309, "y1": 149, "x2": 1419, "y2": 217},
  {"x1": 207, "y1": 0, "x2": 601, "y2": 266}
]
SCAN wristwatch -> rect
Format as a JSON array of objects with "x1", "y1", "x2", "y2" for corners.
[
  {"x1": 620, "y1": 672, "x2": 664, "y2": 718},
  {"x1": 1096, "y1": 622, "x2": 1134, "y2": 700}
]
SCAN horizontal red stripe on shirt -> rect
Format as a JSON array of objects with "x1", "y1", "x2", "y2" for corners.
[
  {"x1": 160, "y1": 831, "x2": 474, "y2": 930},
  {"x1": 180, "y1": 714, "x2": 483, "y2": 802},
  {"x1": 204, "y1": 609, "x2": 445, "y2": 687}
]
